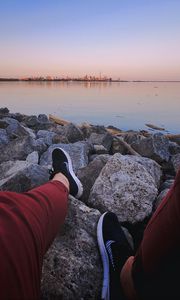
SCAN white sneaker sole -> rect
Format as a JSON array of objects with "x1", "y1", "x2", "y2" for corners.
[
  {"x1": 56, "y1": 147, "x2": 83, "y2": 199},
  {"x1": 97, "y1": 212, "x2": 110, "y2": 300}
]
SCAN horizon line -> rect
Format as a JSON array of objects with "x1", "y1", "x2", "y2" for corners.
[{"x1": 0, "y1": 77, "x2": 180, "y2": 83}]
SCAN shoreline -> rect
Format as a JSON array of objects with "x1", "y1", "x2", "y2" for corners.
[{"x1": 1, "y1": 78, "x2": 180, "y2": 83}]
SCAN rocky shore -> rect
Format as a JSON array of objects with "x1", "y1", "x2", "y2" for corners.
[{"x1": 0, "y1": 107, "x2": 180, "y2": 299}]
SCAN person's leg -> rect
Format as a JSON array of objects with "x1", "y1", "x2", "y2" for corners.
[
  {"x1": 121, "y1": 169, "x2": 180, "y2": 300},
  {"x1": 0, "y1": 147, "x2": 83, "y2": 300},
  {"x1": 0, "y1": 180, "x2": 68, "y2": 300}
]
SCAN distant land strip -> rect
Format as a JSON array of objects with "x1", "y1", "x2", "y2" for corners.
[{"x1": 0, "y1": 77, "x2": 180, "y2": 83}]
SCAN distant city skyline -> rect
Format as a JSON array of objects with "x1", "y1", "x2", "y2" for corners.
[{"x1": 0, "y1": 0, "x2": 180, "y2": 81}]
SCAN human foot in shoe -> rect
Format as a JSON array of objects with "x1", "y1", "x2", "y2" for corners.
[
  {"x1": 49, "y1": 147, "x2": 83, "y2": 199},
  {"x1": 97, "y1": 212, "x2": 133, "y2": 300}
]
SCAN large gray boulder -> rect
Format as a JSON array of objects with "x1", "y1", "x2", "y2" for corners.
[
  {"x1": 128, "y1": 155, "x2": 162, "y2": 188},
  {"x1": 88, "y1": 153, "x2": 158, "y2": 223},
  {"x1": 0, "y1": 136, "x2": 35, "y2": 163},
  {"x1": 40, "y1": 142, "x2": 90, "y2": 173},
  {"x1": 126, "y1": 133, "x2": 170, "y2": 163},
  {"x1": 0, "y1": 135, "x2": 48, "y2": 163},
  {"x1": 0, "y1": 160, "x2": 48, "y2": 192},
  {"x1": 41, "y1": 196, "x2": 101, "y2": 300}
]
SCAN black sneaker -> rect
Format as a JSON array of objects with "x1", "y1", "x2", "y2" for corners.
[
  {"x1": 97, "y1": 212, "x2": 133, "y2": 300},
  {"x1": 49, "y1": 147, "x2": 83, "y2": 199}
]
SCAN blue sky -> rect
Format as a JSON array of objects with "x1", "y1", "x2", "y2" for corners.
[{"x1": 0, "y1": 0, "x2": 180, "y2": 80}]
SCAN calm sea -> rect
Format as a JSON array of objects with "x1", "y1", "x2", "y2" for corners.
[{"x1": 0, "y1": 81, "x2": 179, "y2": 133}]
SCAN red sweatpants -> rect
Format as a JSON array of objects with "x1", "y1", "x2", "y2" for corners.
[
  {"x1": 0, "y1": 181, "x2": 68, "y2": 300},
  {"x1": 121, "y1": 169, "x2": 180, "y2": 300}
]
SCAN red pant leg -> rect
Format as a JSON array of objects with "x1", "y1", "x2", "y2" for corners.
[
  {"x1": 131, "y1": 169, "x2": 180, "y2": 299},
  {"x1": 0, "y1": 180, "x2": 68, "y2": 300}
]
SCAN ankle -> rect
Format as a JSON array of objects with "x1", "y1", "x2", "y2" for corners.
[{"x1": 52, "y1": 172, "x2": 70, "y2": 191}]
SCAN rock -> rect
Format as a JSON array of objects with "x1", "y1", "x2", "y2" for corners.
[
  {"x1": 88, "y1": 153, "x2": 158, "y2": 223},
  {"x1": 127, "y1": 133, "x2": 170, "y2": 163},
  {"x1": 160, "y1": 179, "x2": 174, "y2": 191},
  {"x1": 32, "y1": 138, "x2": 48, "y2": 155},
  {"x1": 93, "y1": 144, "x2": 108, "y2": 154},
  {"x1": 41, "y1": 196, "x2": 101, "y2": 300},
  {"x1": 40, "y1": 142, "x2": 90, "y2": 173},
  {"x1": 168, "y1": 135, "x2": 180, "y2": 146},
  {"x1": 161, "y1": 160, "x2": 175, "y2": 176},
  {"x1": 52, "y1": 134, "x2": 69, "y2": 144},
  {"x1": 23, "y1": 114, "x2": 53, "y2": 131},
  {"x1": 37, "y1": 130, "x2": 57, "y2": 146},
  {"x1": 154, "y1": 188, "x2": 170, "y2": 210},
  {"x1": 0, "y1": 134, "x2": 48, "y2": 163},
  {"x1": 22, "y1": 126, "x2": 36, "y2": 139},
  {"x1": 0, "y1": 160, "x2": 48, "y2": 192},
  {"x1": 26, "y1": 151, "x2": 39, "y2": 164},
  {"x1": 169, "y1": 141, "x2": 180, "y2": 155},
  {"x1": 2, "y1": 117, "x2": 29, "y2": 139},
  {"x1": 12, "y1": 112, "x2": 27, "y2": 123},
  {"x1": 89, "y1": 132, "x2": 113, "y2": 151},
  {"x1": 124, "y1": 132, "x2": 144, "y2": 145},
  {"x1": 0, "y1": 107, "x2": 9, "y2": 114},
  {"x1": 0, "y1": 120, "x2": 8, "y2": 129},
  {"x1": 63, "y1": 123, "x2": 84, "y2": 143},
  {"x1": 38, "y1": 114, "x2": 49, "y2": 123},
  {"x1": 80, "y1": 123, "x2": 107, "y2": 139},
  {"x1": 171, "y1": 154, "x2": 180, "y2": 173},
  {"x1": 110, "y1": 138, "x2": 128, "y2": 155},
  {"x1": 24, "y1": 115, "x2": 39, "y2": 128},
  {"x1": 77, "y1": 154, "x2": 110, "y2": 202},
  {"x1": 128, "y1": 155, "x2": 162, "y2": 188},
  {"x1": 0, "y1": 136, "x2": 35, "y2": 163},
  {"x1": 0, "y1": 129, "x2": 9, "y2": 145}
]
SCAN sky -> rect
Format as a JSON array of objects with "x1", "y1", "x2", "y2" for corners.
[{"x1": 0, "y1": 0, "x2": 180, "y2": 80}]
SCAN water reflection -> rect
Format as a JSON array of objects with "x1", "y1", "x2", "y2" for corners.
[{"x1": 0, "y1": 81, "x2": 179, "y2": 133}]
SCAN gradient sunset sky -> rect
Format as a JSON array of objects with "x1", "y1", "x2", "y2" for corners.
[{"x1": 1, "y1": 0, "x2": 180, "y2": 80}]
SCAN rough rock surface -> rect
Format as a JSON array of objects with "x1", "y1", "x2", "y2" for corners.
[
  {"x1": 110, "y1": 137, "x2": 128, "y2": 155},
  {"x1": 0, "y1": 136, "x2": 35, "y2": 163},
  {"x1": 37, "y1": 130, "x2": 57, "y2": 146},
  {"x1": 127, "y1": 133, "x2": 170, "y2": 163},
  {"x1": 0, "y1": 160, "x2": 48, "y2": 192},
  {"x1": 169, "y1": 141, "x2": 180, "y2": 155},
  {"x1": 89, "y1": 132, "x2": 113, "y2": 151},
  {"x1": 41, "y1": 196, "x2": 101, "y2": 300},
  {"x1": 80, "y1": 123, "x2": 107, "y2": 139},
  {"x1": 26, "y1": 151, "x2": 39, "y2": 164},
  {"x1": 63, "y1": 123, "x2": 84, "y2": 143},
  {"x1": 3, "y1": 117, "x2": 29, "y2": 139},
  {"x1": 128, "y1": 155, "x2": 162, "y2": 188},
  {"x1": 88, "y1": 153, "x2": 158, "y2": 223},
  {"x1": 0, "y1": 128, "x2": 9, "y2": 144},
  {"x1": 77, "y1": 154, "x2": 110, "y2": 202},
  {"x1": 154, "y1": 188, "x2": 169, "y2": 210},
  {"x1": 40, "y1": 142, "x2": 90, "y2": 173},
  {"x1": 171, "y1": 154, "x2": 180, "y2": 173}
]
